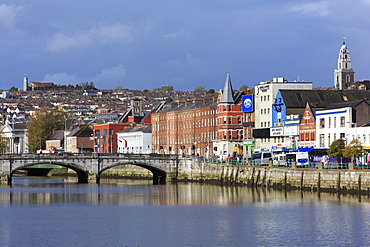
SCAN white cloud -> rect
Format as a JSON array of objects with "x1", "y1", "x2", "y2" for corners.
[
  {"x1": 162, "y1": 28, "x2": 190, "y2": 39},
  {"x1": 0, "y1": 4, "x2": 26, "y2": 28},
  {"x1": 43, "y1": 64, "x2": 127, "y2": 88},
  {"x1": 287, "y1": 1, "x2": 329, "y2": 17},
  {"x1": 46, "y1": 23, "x2": 133, "y2": 53},
  {"x1": 43, "y1": 72, "x2": 81, "y2": 85},
  {"x1": 94, "y1": 64, "x2": 127, "y2": 85}
]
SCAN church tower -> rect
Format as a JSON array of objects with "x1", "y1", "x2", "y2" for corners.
[
  {"x1": 23, "y1": 74, "x2": 28, "y2": 91},
  {"x1": 334, "y1": 38, "x2": 355, "y2": 89}
]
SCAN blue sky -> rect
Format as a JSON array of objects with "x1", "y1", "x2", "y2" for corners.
[{"x1": 1, "y1": 0, "x2": 370, "y2": 91}]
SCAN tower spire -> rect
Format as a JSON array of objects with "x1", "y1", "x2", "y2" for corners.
[
  {"x1": 334, "y1": 38, "x2": 355, "y2": 89},
  {"x1": 219, "y1": 72, "x2": 234, "y2": 103}
]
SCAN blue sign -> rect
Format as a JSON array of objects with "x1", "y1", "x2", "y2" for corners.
[{"x1": 242, "y1": 95, "x2": 254, "y2": 112}]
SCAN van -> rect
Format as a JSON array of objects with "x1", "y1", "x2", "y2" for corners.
[{"x1": 252, "y1": 151, "x2": 273, "y2": 166}]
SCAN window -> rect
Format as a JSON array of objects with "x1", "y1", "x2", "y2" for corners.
[
  {"x1": 320, "y1": 118, "x2": 325, "y2": 128},
  {"x1": 334, "y1": 117, "x2": 336, "y2": 128},
  {"x1": 328, "y1": 134, "x2": 331, "y2": 147},
  {"x1": 340, "y1": 133, "x2": 345, "y2": 139},
  {"x1": 328, "y1": 117, "x2": 331, "y2": 128},
  {"x1": 340, "y1": 117, "x2": 345, "y2": 127},
  {"x1": 319, "y1": 134, "x2": 325, "y2": 147}
]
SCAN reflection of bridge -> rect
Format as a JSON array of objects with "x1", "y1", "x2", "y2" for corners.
[{"x1": 0, "y1": 154, "x2": 198, "y2": 185}]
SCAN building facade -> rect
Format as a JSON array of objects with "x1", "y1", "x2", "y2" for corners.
[
  {"x1": 252, "y1": 78, "x2": 312, "y2": 151},
  {"x1": 117, "y1": 126, "x2": 152, "y2": 154}
]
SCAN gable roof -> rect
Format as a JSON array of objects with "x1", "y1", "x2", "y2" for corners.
[
  {"x1": 279, "y1": 89, "x2": 345, "y2": 109},
  {"x1": 29, "y1": 82, "x2": 54, "y2": 87},
  {"x1": 47, "y1": 130, "x2": 65, "y2": 140},
  {"x1": 324, "y1": 99, "x2": 367, "y2": 110}
]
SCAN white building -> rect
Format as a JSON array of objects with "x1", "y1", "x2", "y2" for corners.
[
  {"x1": 315, "y1": 100, "x2": 370, "y2": 148},
  {"x1": 0, "y1": 123, "x2": 28, "y2": 153},
  {"x1": 253, "y1": 77, "x2": 312, "y2": 150},
  {"x1": 117, "y1": 126, "x2": 152, "y2": 154}
]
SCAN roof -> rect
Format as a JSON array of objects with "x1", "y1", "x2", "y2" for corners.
[
  {"x1": 29, "y1": 82, "x2": 54, "y2": 87},
  {"x1": 160, "y1": 99, "x2": 217, "y2": 113},
  {"x1": 219, "y1": 73, "x2": 235, "y2": 103},
  {"x1": 67, "y1": 126, "x2": 93, "y2": 137},
  {"x1": 47, "y1": 130, "x2": 65, "y2": 140},
  {"x1": 117, "y1": 126, "x2": 152, "y2": 133},
  {"x1": 279, "y1": 89, "x2": 345, "y2": 109},
  {"x1": 324, "y1": 99, "x2": 366, "y2": 110}
]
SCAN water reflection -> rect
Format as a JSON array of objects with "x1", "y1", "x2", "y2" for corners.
[{"x1": 0, "y1": 176, "x2": 368, "y2": 207}]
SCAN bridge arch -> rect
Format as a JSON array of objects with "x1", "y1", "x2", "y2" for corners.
[
  {"x1": 98, "y1": 162, "x2": 167, "y2": 184},
  {"x1": 10, "y1": 162, "x2": 89, "y2": 184}
]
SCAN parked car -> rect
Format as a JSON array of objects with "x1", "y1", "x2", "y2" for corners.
[{"x1": 22, "y1": 152, "x2": 36, "y2": 157}]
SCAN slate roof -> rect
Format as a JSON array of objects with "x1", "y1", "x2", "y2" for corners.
[
  {"x1": 279, "y1": 89, "x2": 345, "y2": 109},
  {"x1": 117, "y1": 126, "x2": 152, "y2": 133},
  {"x1": 219, "y1": 73, "x2": 235, "y2": 103},
  {"x1": 67, "y1": 126, "x2": 93, "y2": 137},
  {"x1": 47, "y1": 130, "x2": 65, "y2": 140},
  {"x1": 324, "y1": 99, "x2": 367, "y2": 110},
  {"x1": 160, "y1": 99, "x2": 217, "y2": 113}
]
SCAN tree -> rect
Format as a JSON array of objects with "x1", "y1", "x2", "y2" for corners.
[
  {"x1": 206, "y1": 89, "x2": 215, "y2": 94},
  {"x1": 343, "y1": 139, "x2": 363, "y2": 164},
  {"x1": 0, "y1": 132, "x2": 7, "y2": 153},
  {"x1": 194, "y1": 85, "x2": 206, "y2": 92},
  {"x1": 77, "y1": 82, "x2": 96, "y2": 90},
  {"x1": 114, "y1": 85, "x2": 122, "y2": 91},
  {"x1": 27, "y1": 107, "x2": 66, "y2": 152},
  {"x1": 328, "y1": 139, "x2": 345, "y2": 163},
  {"x1": 165, "y1": 97, "x2": 173, "y2": 103},
  {"x1": 239, "y1": 85, "x2": 249, "y2": 91},
  {"x1": 9, "y1": 86, "x2": 19, "y2": 92}
]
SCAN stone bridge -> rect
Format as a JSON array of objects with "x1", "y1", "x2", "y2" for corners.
[{"x1": 0, "y1": 153, "x2": 199, "y2": 185}]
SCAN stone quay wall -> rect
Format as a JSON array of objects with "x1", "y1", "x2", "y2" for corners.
[{"x1": 180, "y1": 161, "x2": 370, "y2": 194}]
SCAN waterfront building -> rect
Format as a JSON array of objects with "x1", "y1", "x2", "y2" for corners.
[
  {"x1": 117, "y1": 126, "x2": 152, "y2": 154},
  {"x1": 45, "y1": 129, "x2": 65, "y2": 152},
  {"x1": 65, "y1": 125, "x2": 94, "y2": 153},
  {"x1": 334, "y1": 38, "x2": 355, "y2": 90},
  {"x1": 315, "y1": 100, "x2": 370, "y2": 148},
  {"x1": 152, "y1": 98, "x2": 217, "y2": 156},
  {"x1": 270, "y1": 89, "x2": 346, "y2": 151},
  {"x1": 252, "y1": 77, "x2": 312, "y2": 151},
  {"x1": 152, "y1": 73, "x2": 244, "y2": 159},
  {"x1": 214, "y1": 73, "x2": 245, "y2": 159},
  {"x1": 0, "y1": 123, "x2": 28, "y2": 153}
]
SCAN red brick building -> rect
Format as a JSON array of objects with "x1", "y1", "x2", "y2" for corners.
[
  {"x1": 299, "y1": 103, "x2": 317, "y2": 147},
  {"x1": 152, "y1": 73, "x2": 245, "y2": 159},
  {"x1": 152, "y1": 98, "x2": 217, "y2": 156},
  {"x1": 213, "y1": 73, "x2": 245, "y2": 159}
]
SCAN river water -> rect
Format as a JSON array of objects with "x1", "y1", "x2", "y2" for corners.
[{"x1": 0, "y1": 175, "x2": 369, "y2": 247}]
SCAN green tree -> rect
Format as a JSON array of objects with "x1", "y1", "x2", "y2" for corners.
[
  {"x1": 9, "y1": 86, "x2": 19, "y2": 92},
  {"x1": 114, "y1": 85, "x2": 122, "y2": 91},
  {"x1": 165, "y1": 97, "x2": 173, "y2": 103},
  {"x1": 194, "y1": 85, "x2": 206, "y2": 92},
  {"x1": 343, "y1": 139, "x2": 363, "y2": 164},
  {"x1": 206, "y1": 89, "x2": 215, "y2": 94},
  {"x1": 239, "y1": 85, "x2": 249, "y2": 91},
  {"x1": 161, "y1": 85, "x2": 174, "y2": 91},
  {"x1": 328, "y1": 139, "x2": 345, "y2": 163},
  {"x1": 77, "y1": 82, "x2": 96, "y2": 90},
  {"x1": 27, "y1": 107, "x2": 66, "y2": 152},
  {"x1": 0, "y1": 132, "x2": 7, "y2": 153}
]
